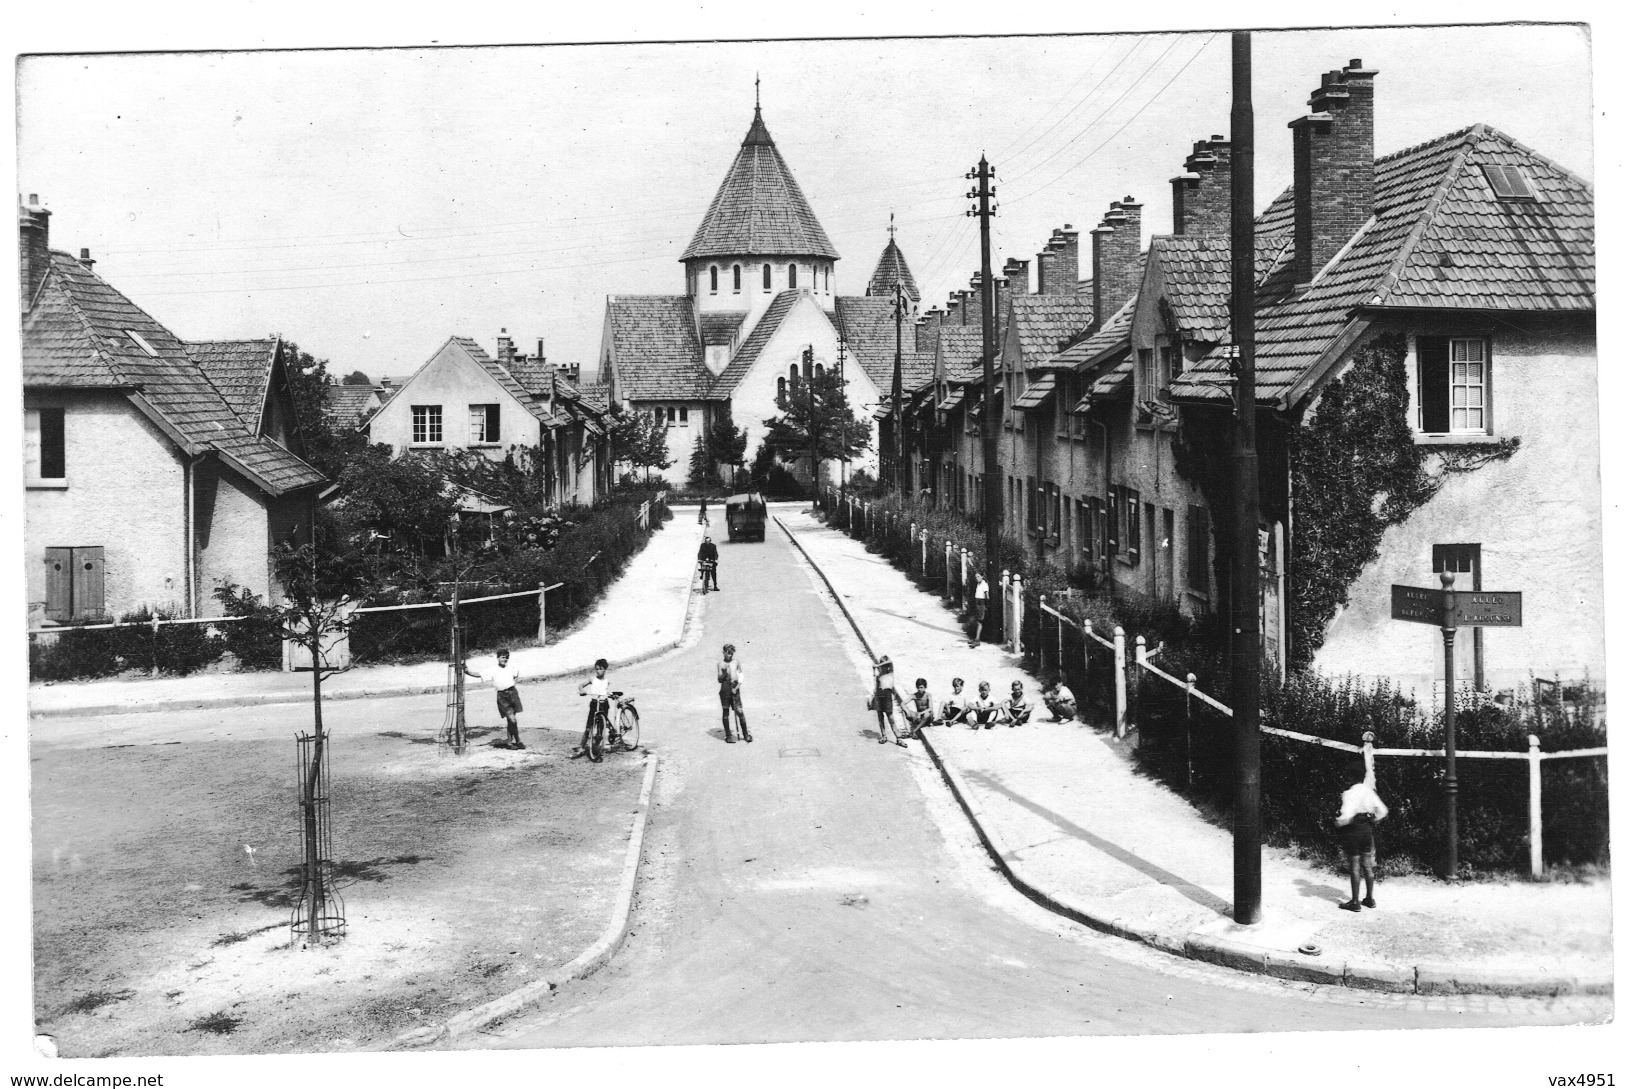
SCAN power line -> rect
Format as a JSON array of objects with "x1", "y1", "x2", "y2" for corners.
[{"x1": 992, "y1": 36, "x2": 1145, "y2": 170}]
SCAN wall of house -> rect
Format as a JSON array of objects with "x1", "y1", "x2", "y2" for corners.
[
  {"x1": 1314, "y1": 326, "x2": 1603, "y2": 698},
  {"x1": 625, "y1": 400, "x2": 704, "y2": 488},
  {"x1": 24, "y1": 391, "x2": 189, "y2": 621},
  {"x1": 368, "y1": 341, "x2": 541, "y2": 459},
  {"x1": 195, "y1": 461, "x2": 272, "y2": 615}
]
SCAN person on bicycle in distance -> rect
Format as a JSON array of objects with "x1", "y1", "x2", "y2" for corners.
[
  {"x1": 573, "y1": 657, "x2": 613, "y2": 759},
  {"x1": 698, "y1": 536, "x2": 720, "y2": 591}
]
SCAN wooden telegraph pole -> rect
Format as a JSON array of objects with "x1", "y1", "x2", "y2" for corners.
[
  {"x1": 892, "y1": 282, "x2": 906, "y2": 495},
  {"x1": 969, "y1": 155, "x2": 1001, "y2": 634},
  {"x1": 1229, "y1": 30, "x2": 1263, "y2": 925}
]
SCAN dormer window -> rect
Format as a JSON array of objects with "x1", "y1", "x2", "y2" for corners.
[
  {"x1": 788, "y1": 264, "x2": 798, "y2": 290},
  {"x1": 709, "y1": 265, "x2": 719, "y2": 293},
  {"x1": 1482, "y1": 164, "x2": 1537, "y2": 201},
  {"x1": 763, "y1": 264, "x2": 773, "y2": 291}
]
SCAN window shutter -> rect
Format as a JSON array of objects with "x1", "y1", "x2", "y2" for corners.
[
  {"x1": 1106, "y1": 489, "x2": 1119, "y2": 551},
  {"x1": 1079, "y1": 499, "x2": 1092, "y2": 559},
  {"x1": 1126, "y1": 490, "x2": 1141, "y2": 563},
  {"x1": 488, "y1": 403, "x2": 500, "y2": 443},
  {"x1": 44, "y1": 548, "x2": 72, "y2": 622},
  {"x1": 1417, "y1": 336, "x2": 1450, "y2": 433},
  {"x1": 73, "y1": 546, "x2": 105, "y2": 619}
]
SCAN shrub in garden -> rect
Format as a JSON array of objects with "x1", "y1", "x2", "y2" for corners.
[
  {"x1": 212, "y1": 585, "x2": 284, "y2": 671},
  {"x1": 29, "y1": 625, "x2": 123, "y2": 681},
  {"x1": 113, "y1": 606, "x2": 227, "y2": 676}
]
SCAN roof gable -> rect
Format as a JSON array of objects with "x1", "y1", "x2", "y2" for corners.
[
  {"x1": 681, "y1": 109, "x2": 839, "y2": 262},
  {"x1": 1006, "y1": 295, "x2": 1094, "y2": 367},
  {"x1": 867, "y1": 238, "x2": 920, "y2": 301},
  {"x1": 188, "y1": 338, "x2": 278, "y2": 430}
]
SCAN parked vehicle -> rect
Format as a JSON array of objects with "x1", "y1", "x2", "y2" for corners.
[{"x1": 725, "y1": 493, "x2": 767, "y2": 542}]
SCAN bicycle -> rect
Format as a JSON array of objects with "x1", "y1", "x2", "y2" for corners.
[
  {"x1": 587, "y1": 690, "x2": 641, "y2": 762},
  {"x1": 698, "y1": 559, "x2": 717, "y2": 594}
]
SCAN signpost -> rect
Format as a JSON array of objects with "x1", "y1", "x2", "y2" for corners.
[{"x1": 1391, "y1": 572, "x2": 1523, "y2": 879}]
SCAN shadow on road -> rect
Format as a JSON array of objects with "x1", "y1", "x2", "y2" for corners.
[{"x1": 963, "y1": 768, "x2": 1231, "y2": 916}]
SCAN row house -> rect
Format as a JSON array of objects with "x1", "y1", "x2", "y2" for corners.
[
  {"x1": 20, "y1": 200, "x2": 327, "y2": 624},
  {"x1": 367, "y1": 332, "x2": 613, "y2": 507},
  {"x1": 890, "y1": 57, "x2": 1598, "y2": 694}
]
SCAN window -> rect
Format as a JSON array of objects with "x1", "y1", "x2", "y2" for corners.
[
  {"x1": 1111, "y1": 485, "x2": 1141, "y2": 564},
  {"x1": 709, "y1": 265, "x2": 719, "y2": 293},
  {"x1": 43, "y1": 545, "x2": 105, "y2": 622},
  {"x1": 1433, "y1": 543, "x2": 1481, "y2": 576},
  {"x1": 678, "y1": 406, "x2": 689, "y2": 426},
  {"x1": 777, "y1": 376, "x2": 787, "y2": 401},
  {"x1": 26, "y1": 407, "x2": 66, "y2": 483},
  {"x1": 469, "y1": 404, "x2": 501, "y2": 444},
  {"x1": 788, "y1": 264, "x2": 798, "y2": 289},
  {"x1": 1136, "y1": 348, "x2": 1154, "y2": 398},
  {"x1": 1159, "y1": 342, "x2": 1182, "y2": 390},
  {"x1": 733, "y1": 265, "x2": 742, "y2": 292},
  {"x1": 789, "y1": 363, "x2": 800, "y2": 386},
  {"x1": 1417, "y1": 336, "x2": 1489, "y2": 435},
  {"x1": 763, "y1": 264, "x2": 773, "y2": 290},
  {"x1": 411, "y1": 405, "x2": 443, "y2": 444},
  {"x1": 1186, "y1": 506, "x2": 1211, "y2": 594},
  {"x1": 815, "y1": 363, "x2": 825, "y2": 380},
  {"x1": 1481, "y1": 164, "x2": 1536, "y2": 201}
]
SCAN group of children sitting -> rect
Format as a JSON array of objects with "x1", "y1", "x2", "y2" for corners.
[{"x1": 871, "y1": 655, "x2": 1077, "y2": 746}]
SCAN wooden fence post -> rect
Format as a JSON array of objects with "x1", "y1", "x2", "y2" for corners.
[
  {"x1": 920, "y1": 528, "x2": 929, "y2": 575},
  {"x1": 1362, "y1": 730, "x2": 1376, "y2": 783},
  {"x1": 1011, "y1": 574, "x2": 1024, "y2": 656},
  {"x1": 1528, "y1": 733, "x2": 1544, "y2": 878},
  {"x1": 1113, "y1": 626, "x2": 1128, "y2": 739},
  {"x1": 537, "y1": 583, "x2": 548, "y2": 645},
  {"x1": 944, "y1": 539, "x2": 954, "y2": 602},
  {"x1": 959, "y1": 549, "x2": 970, "y2": 609},
  {"x1": 1038, "y1": 595, "x2": 1047, "y2": 670},
  {"x1": 1185, "y1": 673, "x2": 1198, "y2": 788}
]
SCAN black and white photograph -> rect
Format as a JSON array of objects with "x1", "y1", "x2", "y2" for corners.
[{"x1": 6, "y1": 6, "x2": 1617, "y2": 1086}]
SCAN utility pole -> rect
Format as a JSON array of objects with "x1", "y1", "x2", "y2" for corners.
[
  {"x1": 892, "y1": 281, "x2": 906, "y2": 495},
  {"x1": 838, "y1": 334, "x2": 849, "y2": 495},
  {"x1": 969, "y1": 155, "x2": 1001, "y2": 634},
  {"x1": 1229, "y1": 30, "x2": 1263, "y2": 926}
]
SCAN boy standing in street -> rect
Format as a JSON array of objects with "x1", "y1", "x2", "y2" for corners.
[
  {"x1": 872, "y1": 655, "x2": 906, "y2": 747},
  {"x1": 1335, "y1": 765, "x2": 1390, "y2": 912},
  {"x1": 969, "y1": 574, "x2": 989, "y2": 645},
  {"x1": 573, "y1": 657, "x2": 613, "y2": 759},
  {"x1": 465, "y1": 648, "x2": 524, "y2": 749},
  {"x1": 718, "y1": 642, "x2": 750, "y2": 744}
]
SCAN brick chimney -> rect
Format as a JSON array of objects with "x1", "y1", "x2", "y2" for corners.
[
  {"x1": 1002, "y1": 257, "x2": 1030, "y2": 300},
  {"x1": 19, "y1": 194, "x2": 51, "y2": 312},
  {"x1": 496, "y1": 327, "x2": 517, "y2": 366},
  {"x1": 1291, "y1": 59, "x2": 1378, "y2": 285},
  {"x1": 1171, "y1": 136, "x2": 1232, "y2": 237},
  {"x1": 1091, "y1": 197, "x2": 1143, "y2": 321},
  {"x1": 1035, "y1": 247, "x2": 1056, "y2": 295},
  {"x1": 966, "y1": 272, "x2": 987, "y2": 330},
  {"x1": 916, "y1": 307, "x2": 944, "y2": 354},
  {"x1": 77, "y1": 247, "x2": 96, "y2": 272},
  {"x1": 1048, "y1": 225, "x2": 1080, "y2": 295}
]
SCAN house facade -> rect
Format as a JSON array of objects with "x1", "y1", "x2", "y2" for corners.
[
  {"x1": 600, "y1": 105, "x2": 923, "y2": 488},
  {"x1": 892, "y1": 58, "x2": 1598, "y2": 698},
  {"x1": 366, "y1": 333, "x2": 612, "y2": 507},
  {"x1": 20, "y1": 200, "x2": 326, "y2": 623}
]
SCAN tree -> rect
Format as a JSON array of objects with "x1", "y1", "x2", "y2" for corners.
[
  {"x1": 616, "y1": 410, "x2": 674, "y2": 485},
  {"x1": 342, "y1": 370, "x2": 372, "y2": 386},
  {"x1": 761, "y1": 368, "x2": 871, "y2": 489},
  {"x1": 687, "y1": 430, "x2": 718, "y2": 489},
  {"x1": 330, "y1": 444, "x2": 460, "y2": 560},
  {"x1": 707, "y1": 404, "x2": 748, "y2": 484},
  {"x1": 280, "y1": 339, "x2": 369, "y2": 480}
]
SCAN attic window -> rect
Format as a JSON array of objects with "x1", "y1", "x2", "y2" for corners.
[
  {"x1": 1481, "y1": 164, "x2": 1537, "y2": 201},
  {"x1": 125, "y1": 329, "x2": 159, "y2": 356}
]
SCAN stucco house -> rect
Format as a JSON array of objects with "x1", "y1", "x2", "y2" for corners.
[
  {"x1": 20, "y1": 199, "x2": 327, "y2": 624},
  {"x1": 599, "y1": 104, "x2": 933, "y2": 488},
  {"x1": 365, "y1": 332, "x2": 612, "y2": 507}
]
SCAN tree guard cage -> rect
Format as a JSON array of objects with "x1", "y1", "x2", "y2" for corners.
[{"x1": 290, "y1": 728, "x2": 345, "y2": 945}]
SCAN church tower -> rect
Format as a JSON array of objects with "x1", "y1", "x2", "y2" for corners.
[
  {"x1": 866, "y1": 218, "x2": 920, "y2": 320},
  {"x1": 681, "y1": 99, "x2": 840, "y2": 342}
]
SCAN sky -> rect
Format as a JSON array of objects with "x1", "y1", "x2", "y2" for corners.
[{"x1": 15, "y1": 24, "x2": 1593, "y2": 386}]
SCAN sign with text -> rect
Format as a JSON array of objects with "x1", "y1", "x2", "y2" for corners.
[
  {"x1": 1454, "y1": 591, "x2": 1523, "y2": 627},
  {"x1": 1390, "y1": 584, "x2": 1444, "y2": 625}
]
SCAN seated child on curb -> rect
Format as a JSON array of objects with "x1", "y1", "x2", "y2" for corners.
[
  {"x1": 966, "y1": 682, "x2": 999, "y2": 729},
  {"x1": 1003, "y1": 680, "x2": 1034, "y2": 727},
  {"x1": 938, "y1": 678, "x2": 969, "y2": 726},
  {"x1": 900, "y1": 678, "x2": 937, "y2": 736}
]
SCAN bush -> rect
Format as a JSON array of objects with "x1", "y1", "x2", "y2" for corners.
[
  {"x1": 113, "y1": 607, "x2": 226, "y2": 676},
  {"x1": 29, "y1": 625, "x2": 123, "y2": 681},
  {"x1": 212, "y1": 585, "x2": 284, "y2": 671}
]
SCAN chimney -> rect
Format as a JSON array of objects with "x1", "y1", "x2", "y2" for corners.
[
  {"x1": 1036, "y1": 247, "x2": 1057, "y2": 295},
  {"x1": 966, "y1": 273, "x2": 986, "y2": 330},
  {"x1": 1092, "y1": 197, "x2": 1143, "y2": 321},
  {"x1": 496, "y1": 327, "x2": 516, "y2": 365},
  {"x1": 77, "y1": 247, "x2": 96, "y2": 272},
  {"x1": 19, "y1": 194, "x2": 51, "y2": 312},
  {"x1": 561, "y1": 362, "x2": 581, "y2": 385},
  {"x1": 1291, "y1": 59, "x2": 1378, "y2": 285},
  {"x1": 1171, "y1": 135, "x2": 1233, "y2": 237},
  {"x1": 1049, "y1": 225, "x2": 1080, "y2": 295},
  {"x1": 1002, "y1": 257, "x2": 1030, "y2": 300},
  {"x1": 916, "y1": 307, "x2": 945, "y2": 354}
]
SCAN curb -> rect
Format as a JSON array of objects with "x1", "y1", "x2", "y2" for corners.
[
  {"x1": 389, "y1": 751, "x2": 661, "y2": 1049},
  {"x1": 30, "y1": 535, "x2": 702, "y2": 721},
  {"x1": 775, "y1": 514, "x2": 1611, "y2": 1001}
]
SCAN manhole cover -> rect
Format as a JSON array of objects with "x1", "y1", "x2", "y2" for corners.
[{"x1": 779, "y1": 747, "x2": 822, "y2": 758}]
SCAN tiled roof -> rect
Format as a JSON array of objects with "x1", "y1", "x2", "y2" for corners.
[
  {"x1": 575, "y1": 382, "x2": 613, "y2": 412},
  {"x1": 1014, "y1": 371, "x2": 1057, "y2": 409},
  {"x1": 323, "y1": 384, "x2": 379, "y2": 426},
  {"x1": 503, "y1": 356, "x2": 553, "y2": 397},
  {"x1": 1149, "y1": 238, "x2": 1231, "y2": 343},
  {"x1": 20, "y1": 252, "x2": 322, "y2": 495},
  {"x1": 711, "y1": 291, "x2": 799, "y2": 396},
  {"x1": 834, "y1": 295, "x2": 933, "y2": 389},
  {"x1": 936, "y1": 326, "x2": 987, "y2": 382},
  {"x1": 449, "y1": 335, "x2": 536, "y2": 408},
  {"x1": 698, "y1": 312, "x2": 746, "y2": 347},
  {"x1": 603, "y1": 295, "x2": 715, "y2": 401},
  {"x1": 680, "y1": 108, "x2": 839, "y2": 262},
  {"x1": 1007, "y1": 295, "x2": 1094, "y2": 367},
  {"x1": 867, "y1": 238, "x2": 919, "y2": 301},
  {"x1": 1171, "y1": 124, "x2": 1593, "y2": 408},
  {"x1": 189, "y1": 338, "x2": 276, "y2": 428},
  {"x1": 1052, "y1": 298, "x2": 1136, "y2": 371}
]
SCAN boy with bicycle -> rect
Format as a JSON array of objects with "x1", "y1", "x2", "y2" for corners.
[
  {"x1": 573, "y1": 657, "x2": 613, "y2": 759},
  {"x1": 718, "y1": 642, "x2": 750, "y2": 743}
]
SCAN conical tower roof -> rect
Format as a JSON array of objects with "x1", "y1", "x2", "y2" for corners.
[
  {"x1": 868, "y1": 237, "x2": 919, "y2": 302},
  {"x1": 681, "y1": 107, "x2": 840, "y2": 263}
]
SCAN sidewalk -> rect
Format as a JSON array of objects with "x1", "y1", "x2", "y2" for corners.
[
  {"x1": 28, "y1": 515, "x2": 704, "y2": 719},
  {"x1": 776, "y1": 509, "x2": 1614, "y2": 997}
]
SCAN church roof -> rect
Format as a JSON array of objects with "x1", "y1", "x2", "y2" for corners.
[
  {"x1": 602, "y1": 295, "x2": 717, "y2": 401},
  {"x1": 833, "y1": 296, "x2": 933, "y2": 390},
  {"x1": 867, "y1": 238, "x2": 919, "y2": 301},
  {"x1": 680, "y1": 108, "x2": 840, "y2": 263}
]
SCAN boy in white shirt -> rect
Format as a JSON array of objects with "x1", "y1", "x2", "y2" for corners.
[
  {"x1": 966, "y1": 681, "x2": 999, "y2": 729},
  {"x1": 717, "y1": 643, "x2": 750, "y2": 744},
  {"x1": 938, "y1": 678, "x2": 969, "y2": 726},
  {"x1": 1043, "y1": 680, "x2": 1077, "y2": 723},
  {"x1": 1002, "y1": 680, "x2": 1034, "y2": 727},
  {"x1": 464, "y1": 648, "x2": 524, "y2": 749},
  {"x1": 1335, "y1": 766, "x2": 1390, "y2": 912},
  {"x1": 573, "y1": 657, "x2": 613, "y2": 759}
]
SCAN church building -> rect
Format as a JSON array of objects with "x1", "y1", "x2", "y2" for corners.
[{"x1": 599, "y1": 103, "x2": 930, "y2": 488}]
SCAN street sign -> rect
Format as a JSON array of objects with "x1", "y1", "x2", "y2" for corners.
[
  {"x1": 1455, "y1": 591, "x2": 1523, "y2": 628},
  {"x1": 1390, "y1": 584, "x2": 1443, "y2": 625}
]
